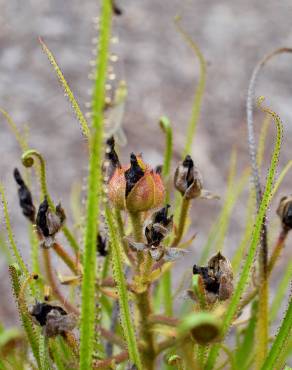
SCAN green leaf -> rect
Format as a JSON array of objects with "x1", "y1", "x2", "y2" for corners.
[
  {"x1": 39, "y1": 38, "x2": 90, "y2": 138},
  {"x1": 0, "y1": 185, "x2": 28, "y2": 276},
  {"x1": 234, "y1": 301, "x2": 258, "y2": 369},
  {"x1": 270, "y1": 261, "x2": 292, "y2": 323},
  {"x1": 9, "y1": 265, "x2": 41, "y2": 368},
  {"x1": 105, "y1": 205, "x2": 142, "y2": 370},
  {"x1": 205, "y1": 98, "x2": 283, "y2": 370},
  {"x1": 79, "y1": 1, "x2": 112, "y2": 369},
  {"x1": 261, "y1": 295, "x2": 292, "y2": 370}
]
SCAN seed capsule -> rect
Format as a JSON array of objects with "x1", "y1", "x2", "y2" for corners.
[
  {"x1": 36, "y1": 198, "x2": 66, "y2": 248},
  {"x1": 277, "y1": 195, "x2": 292, "y2": 231},
  {"x1": 31, "y1": 302, "x2": 77, "y2": 338},
  {"x1": 193, "y1": 252, "x2": 233, "y2": 303},
  {"x1": 13, "y1": 168, "x2": 36, "y2": 222},
  {"x1": 174, "y1": 155, "x2": 203, "y2": 199},
  {"x1": 109, "y1": 153, "x2": 165, "y2": 212}
]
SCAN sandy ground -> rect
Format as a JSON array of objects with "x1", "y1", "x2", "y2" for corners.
[{"x1": 0, "y1": 0, "x2": 291, "y2": 351}]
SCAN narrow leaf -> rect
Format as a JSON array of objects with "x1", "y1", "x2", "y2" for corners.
[
  {"x1": 39, "y1": 38, "x2": 90, "y2": 138},
  {"x1": 105, "y1": 205, "x2": 142, "y2": 370}
]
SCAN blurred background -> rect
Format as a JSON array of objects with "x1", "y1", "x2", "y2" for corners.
[{"x1": 0, "y1": 0, "x2": 292, "y2": 335}]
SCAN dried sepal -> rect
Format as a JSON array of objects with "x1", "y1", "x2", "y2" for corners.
[
  {"x1": 13, "y1": 168, "x2": 36, "y2": 222},
  {"x1": 193, "y1": 252, "x2": 233, "y2": 303},
  {"x1": 277, "y1": 195, "x2": 292, "y2": 231},
  {"x1": 36, "y1": 198, "x2": 66, "y2": 248}
]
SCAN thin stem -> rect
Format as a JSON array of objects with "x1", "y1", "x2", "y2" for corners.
[
  {"x1": 0, "y1": 183, "x2": 29, "y2": 276},
  {"x1": 115, "y1": 208, "x2": 135, "y2": 264},
  {"x1": 52, "y1": 242, "x2": 81, "y2": 275},
  {"x1": 93, "y1": 350, "x2": 129, "y2": 369},
  {"x1": 129, "y1": 211, "x2": 144, "y2": 270},
  {"x1": 267, "y1": 228, "x2": 288, "y2": 275},
  {"x1": 22, "y1": 149, "x2": 80, "y2": 253},
  {"x1": 129, "y1": 210, "x2": 156, "y2": 369},
  {"x1": 174, "y1": 17, "x2": 206, "y2": 157},
  {"x1": 42, "y1": 248, "x2": 79, "y2": 315},
  {"x1": 172, "y1": 197, "x2": 191, "y2": 247}
]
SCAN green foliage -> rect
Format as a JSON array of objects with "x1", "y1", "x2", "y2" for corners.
[
  {"x1": 261, "y1": 296, "x2": 292, "y2": 370},
  {"x1": 79, "y1": 1, "x2": 112, "y2": 369},
  {"x1": 39, "y1": 38, "x2": 90, "y2": 138},
  {"x1": 105, "y1": 205, "x2": 142, "y2": 369}
]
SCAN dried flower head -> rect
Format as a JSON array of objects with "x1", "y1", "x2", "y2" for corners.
[
  {"x1": 174, "y1": 155, "x2": 219, "y2": 200},
  {"x1": 144, "y1": 205, "x2": 173, "y2": 247},
  {"x1": 109, "y1": 152, "x2": 165, "y2": 212},
  {"x1": 31, "y1": 302, "x2": 77, "y2": 338},
  {"x1": 127, "y1": 205, "x2": 187, "y2": 262},
  {"x1": 36, "y1": 198, "x2": 66, "y2": 248},
  {"x1": 277, "y1": 195, "x2": 292, "y2": 231},
  {"x1": 13, "y1": 168, "x2": 36, "y2": 222},
  {"x1": 193, "y1": 252, "x2": 233, "y2": 303},
  {"x1": 174, "y1": 155, "x2": 203, "y2": 199}
]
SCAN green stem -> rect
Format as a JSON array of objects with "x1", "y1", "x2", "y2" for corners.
[
  {"x1": 79, "y1": 1, "x2": 112, "y2": 368},
  {"x1": 129, "y1": 211, "x2": 144, "y2": 270},
  {"x1": 260, "y1": 295, "x2": 292, "y2": 370},
  {"x1": 174, "y1": 18, "x2": 206, "y2": 157},
  {"x1": 172, "y1": 197, "x2": 191, "y2": 247},
  {"x1": 105, "y1": 205, "x2": 142, "y2": 369},
  {"x1": 0, "y1": 184, "x2": 28, "y2": 276},
  {"x1": 129, "y1": 211, "x2": 156, "y2": 369},
  {"x1": 205, "y1": 98, "x2": 283, "y2": 370},
  {"x1": 22, "y1": 149, "x2": 80, "y2": 253}
]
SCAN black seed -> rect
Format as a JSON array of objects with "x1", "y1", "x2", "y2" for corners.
[{"x1": 124, "y1": 153, "x2": 144, "y2": 197}]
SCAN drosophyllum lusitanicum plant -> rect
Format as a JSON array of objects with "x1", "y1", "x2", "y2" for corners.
[{"x1": 0, "y1": 1, "x2": 292, "y2": 370}]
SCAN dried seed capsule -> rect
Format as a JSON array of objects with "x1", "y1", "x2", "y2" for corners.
[
  {"x1": 144, "y1": 205, "x2": 173, "y2": 246},
  {"x1": 108, "y1": 153, "x2": 165, "y2": 212},
  {"x1": 36, "y1": 198, "x2": 66, "y2": 248},
  {"x1": 31, "y1": 302, "x2": 77, "y2": 338},
  {"x1": 13, "y1": 168, "x2": 36, "y2": 222},
  {"x1": 277, "y1": 195, "x2": 292, "y2": 231},
  {"x1": 193, "y1": 252, "x2": 233, "y2": 303},
  {"x1": 31, "y1": 302, "x2": 66, "y2": 326},
  {"x1": 174, "y1": 155, "x2": 203, "y2": 199}
]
